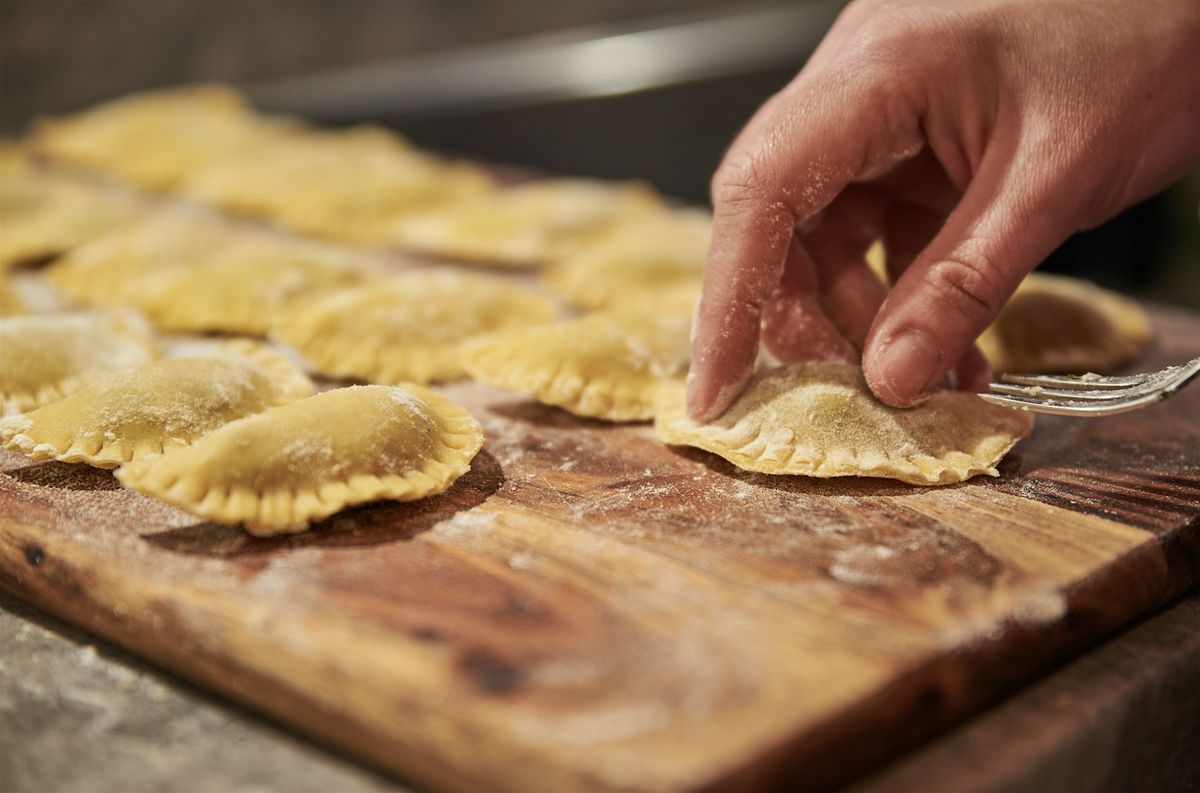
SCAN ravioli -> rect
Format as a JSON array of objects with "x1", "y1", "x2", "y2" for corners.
[
  {"x1": 461, "y1": 309, "x2": 692, "y2": 421},
  {"x1": 271, "y1": 269, "x2": 558, "y2": 384},
  {"x1": 46, "y1": 212, "x2": 366, "y2": 334},
  {"x1": 0, "y1": 274, "x2": 24, "y2": 315},
  {"x1": 45, "y1": 211, "x2": 247, "y2": 306},
  {"x1": 978, "y1": 273, "x2": 1152, "y2": 374},
  {"x1": 183, "y1": 125, "x2": 492, "y2": 244},
  {"x1": 865, "y1": 249, "x2": 1150, "y2": 375},
  {"x1": 655, "y1": 361, "x2": 1033, "y2": 485},
  {"x1": 116, "y1": 384, "x2": 484, "y2": 535},
  {"x1": 0, "y1": 311, "x2": 157, "y2": 415},
  {"x1": 542, "y1": 209, "x2": 710, "y2": 310},
  {"x1": 34, "y1": 84, "x2": 290, "y2": 190},
  {"x1": 131, "y1": 236, "x2": 366, "y2": 335},
  {"x1": 0, "y1": 147, "x2": 140, "y2": 270},
  {"x1": 0, "y1": 341, "x2": 312, "y2": 468},
  {"x1": 394, "y1": 178, "x2": 665, "y2": 267}
]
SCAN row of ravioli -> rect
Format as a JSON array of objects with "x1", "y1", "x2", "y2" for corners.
[
  {"x1": 0, "y1": 85, "x2": 1160, "y2": 526},
  {"x1": 4, "y1": 85, "x2": 1153, "y2": 387},
  {"x1": 0, "y1": 313, "x2": 483, "y2": 534}
]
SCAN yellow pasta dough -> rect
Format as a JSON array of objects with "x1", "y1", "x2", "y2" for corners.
[
  {"x1": 0, "y1": 147, "x2": 140, "y2": 269},
  {"x1": 184, "y1": 125, "x2": 492, "y2": 244},
  {"x1": 116, "y1": 384, "x2": 484, "y2": 535},
  {"x1": 131, "y1": 237, "x2": 366, "y2": 335},
  {"x1": 46, "y1": 212, "x2": 366, "y2": 334},
  {"x1": 46, "y1": 211, "x2": 248, "y2": 306},
  {"x1": 0, "y1": 341, "x2": 313, "y2": 468},
  {"x1": 655, "y1": 361, "x2": 1033, "y2": 485},
  {"x1": 542, "y1": 208, "x2": 710, "y2": 310},
  {"x1": 394, "y1": 178, "x2": 665, "y2": 267},
  {"x1": 34, "y1": 84, "x2": 290, "y2": 190},
  {"x1": 0, "y1": 274, "x2": 24, "y2": 315},
  {"x1": 271, "y1": 269, "x2": 558, "y2": 384},
  {"x1": 0, "y1": 311, "x2": 157, "y2": 415},
  {"x1": 977, "y1": 272, "x2": 1152, "y2": 374},
  {"x1": 461, "y1": 309, "x2": 692, "y2": 421},
  {"x1": 865, "y1": 247, "x2": 1150, "y2": 375}
]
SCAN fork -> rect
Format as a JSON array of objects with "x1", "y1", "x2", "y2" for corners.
[{"x1": 977, "y1": 355, "x2": 1200, "y2": 416}]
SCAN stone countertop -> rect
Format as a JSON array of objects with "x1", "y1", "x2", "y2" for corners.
[{"x1": 3, "y1": 589, "x2": 1197, "y2": 793}]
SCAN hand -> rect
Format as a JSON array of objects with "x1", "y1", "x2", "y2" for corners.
[{"x1": 687, "y1": 0, "x2": 1200, "y2": 420}]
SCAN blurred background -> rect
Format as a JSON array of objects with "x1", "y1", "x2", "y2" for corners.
[{"x1": 2, "y1": 0, "x2": 1196, "y2": 307}]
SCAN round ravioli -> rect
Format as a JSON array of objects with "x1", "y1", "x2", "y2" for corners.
[
  {"x1": 0, "y1": 311, "x2": 157, "y2": 415},
  {"x1": 183, "y1": 125, "x2": 492, "y2": 245},
  {"x1": 0, "y1": 151, "x2": 140, "y2": 270},
  {"x1": 978, "y1": 273, "x2": 1152, "y2": 374},
  {"x1": 271, "y1": 269, "x2": 559, "y2": 384},
  {"x1": 131, "y1": 237, "x2": 366, "y2": 335},
  {"x1": 34, "y1": 84, "x2": 290, "y2": 191},
  {"x1": 542, "y1": 208, "x2": 710, "y2": 311},
  {"x1": 0, "y1": 341, "x2": 312, "y2": 468},
  {"x1": 394, "y1": 178, "x2": 665, "y2": 267},
  {"x1": 45, "y1": 211, "x2": 245, "y2": 307},
  {"x1": 461, "y1": 309, "x2": 692, "y2": 421},
  {"x1": 655, "y1": 361, "x2": 1034, "y2": 485},
  {"x1": 116, "y1": 385, "x2": 484, "y2": 535}
]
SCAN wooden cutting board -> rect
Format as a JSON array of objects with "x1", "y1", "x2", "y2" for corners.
[{"x1": 2, "y1": 304, "x2": 1198, "y2": 793}]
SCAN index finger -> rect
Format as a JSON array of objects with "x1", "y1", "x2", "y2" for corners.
[{"x1": 686, "y1": 67, "x2": 925, "y2": 421}]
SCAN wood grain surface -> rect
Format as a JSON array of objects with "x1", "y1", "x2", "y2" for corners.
[{"x1": 1, "y1": 305, "x2": 1198, "y2": 793}]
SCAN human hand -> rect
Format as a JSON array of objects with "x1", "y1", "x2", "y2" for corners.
[{"x1": 687, "y1": 0, "x2": 1200, "y2": 420}]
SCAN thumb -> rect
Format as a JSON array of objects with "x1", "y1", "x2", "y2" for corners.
[{"x1": 863, "y1": 154, "x2": 1074, "y2": 407}]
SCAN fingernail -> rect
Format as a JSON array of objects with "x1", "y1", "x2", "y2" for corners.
[{"x1": 876, "y1": 330, "x2": 942, "y2": 404}]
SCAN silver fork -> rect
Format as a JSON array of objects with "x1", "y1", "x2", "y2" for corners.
[{"x1": 977, "y1": 355, "x2": 1200, "y2": 416}]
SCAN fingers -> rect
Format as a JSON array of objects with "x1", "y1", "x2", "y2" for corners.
[
  {"x1": 863, "y1": 151, "x2": 1071, "y2": 407},
  {"x1": 761, "y1": 237, "x2": 858, "y2": 364},
  {"x1": 687, "y1": 66, "x2": 927, "y2": 422},
  {"x1": 803, "y1": 187, "x2": 889, "y2": 350}
]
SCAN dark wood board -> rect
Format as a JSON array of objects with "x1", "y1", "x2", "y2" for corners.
[{"x1": 2, "y1": 305, "x2": 1198, "y2": 793}]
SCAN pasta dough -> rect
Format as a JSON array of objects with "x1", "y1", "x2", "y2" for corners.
[
  {"x1": 461, "y1": 309, "x2": 691, "y2": 421},
  {"x1": 271, "y1": 269, "x2": 558, "y2": 384},
  {"x1": 0, "y1": 274, "x2": 24, "y2": 315},
  {"x1": 0, "y1": 145, "x2": 140, "y2": 269},
  {"x1": 116, "y1": 384, "x2": 484, "y2": 535},
  {"x1": 46, "y1": 212, "x2": 366, "y2": 334},
  {"x1": 0, "y1": 341, "x2": 312, "y2": 468},
  {"x1": 0, "y1": 311, "x2": 157, "y2": 415},
  {"x1": 394, "y1": 178, "x2": 665, "y2": 267},
  {"x1": 34, "y1": 84, "x2": 290, "y2": 190},
  {"x1": 542, "y1": 209, "x2": 710, "y2": 310},
  {"x1": 128, "y1": 237, "x2": 365, "y2": 335},
  {"x1": 865, "y1": 247, "x2": 1150, "y2": 374},
  {"x1": 655, "y1": 361, "x2": 1033, "y2": 485},
  {"x1": 183, "y1": 125, "x2": 491, "y2": 244},
  {"x1": 46, "y1": 211, "x2": 249, "y2": 306},
  {"x1": 978, "y1": 273, "x2": 1152, "y2": 374}
]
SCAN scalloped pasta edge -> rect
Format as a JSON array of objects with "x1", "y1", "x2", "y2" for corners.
[{"x1": 115, "y1": 385, "x2": 484, "y2": 535}]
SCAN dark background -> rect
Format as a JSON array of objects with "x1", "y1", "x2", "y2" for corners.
[{"x1": 1, "y1": 0, "x2": 1196, "y2": 307}]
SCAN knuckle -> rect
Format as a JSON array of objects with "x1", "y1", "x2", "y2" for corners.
[
  {"x1": 711, "y1": 150, "x2": 775, "y2": 210},
  {"x1": 922, "y1": 246, "x2": 1007, "y2": 325}
]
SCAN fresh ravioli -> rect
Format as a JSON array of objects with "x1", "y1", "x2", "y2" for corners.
[
  {"x1": 116, "y1": 385, "x2": 484, "y2": 535},
  {"x1": 655, "y1": 361, "x2": 1034, "y2": 485},
  {"x1": 0, "y1": 311, "x2": 157, "y2": 415},
  {"x1": 394, "y1": 178, "x2": 665, "y2": 267},
  {"x1": 34, "y1": 84, "x2": 290, "y2": 190},
  {"x1": 461, "y1": 309, "x2": 692, "y2": 421},
  {"x1": 0, "y1": 341, "x2": 312, "y2": 468},
  {"x1": 271, "y1": 269, "x2": 558, "y2": 384}
]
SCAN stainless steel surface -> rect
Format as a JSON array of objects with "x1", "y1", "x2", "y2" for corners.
[
  {"x1": 248, "y1": 3, "x2": 846, "y2": 121},
  {"x1": 978, "y1": 356, "x2": 1200, "y2": 416}
]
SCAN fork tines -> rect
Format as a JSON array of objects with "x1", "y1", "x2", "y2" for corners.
[{"x1": 977, "y1": 362, "x2": 1195, "y2": 417}]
